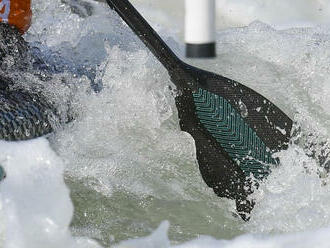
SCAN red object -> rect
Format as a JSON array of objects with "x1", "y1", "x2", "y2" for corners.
[{"x1": 0, "y1": 0, "x2": 32, "y2": 33}]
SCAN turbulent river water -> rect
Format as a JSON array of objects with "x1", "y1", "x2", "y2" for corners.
[{"x1": 2, "y1": 0, "x2": 330, "y2": 247}]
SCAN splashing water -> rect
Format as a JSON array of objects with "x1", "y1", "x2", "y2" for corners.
[{"x1": 2, "y1": 0, "x2": 330, "y2": 247}]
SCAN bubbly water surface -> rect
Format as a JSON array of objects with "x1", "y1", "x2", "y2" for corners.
[{"x1": 2, "y1": 0, "x2": 330, "y2": 247}]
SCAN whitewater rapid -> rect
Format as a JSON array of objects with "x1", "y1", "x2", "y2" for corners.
[{"x1": 2, "y1": 0, "x2": 330, "y2": 247}]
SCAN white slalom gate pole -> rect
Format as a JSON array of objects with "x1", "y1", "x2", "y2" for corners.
[{"x1": 185, "y1": 0, "x2": 216, "y2": 58}]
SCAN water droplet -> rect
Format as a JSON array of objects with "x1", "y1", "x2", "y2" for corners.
[
  {"x1": 239, "y1": 100, "x2": 248, "y2": 118},
  {"x1": 25, "y1": 129, "x2": 30, "y2": 137}
]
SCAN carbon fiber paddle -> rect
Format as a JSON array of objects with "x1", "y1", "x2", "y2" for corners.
[{"x1": 105, "y1": 0, "x2": 293, "y2": 220}]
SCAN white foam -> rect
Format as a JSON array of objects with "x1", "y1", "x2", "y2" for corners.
[
  {"x1": 216, "y1": 0, "x2": 330, "y2": 29},
  {"x1": 0, "y1": 139, "x2": 100, "y2": 248},
  {"x1": 110, "y1": 220, "x2": 330, "y2": 248}
]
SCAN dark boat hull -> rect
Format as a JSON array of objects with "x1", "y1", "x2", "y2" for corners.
[{"x1": 0, "y1": 89, "x2": 56, "y2": 141}]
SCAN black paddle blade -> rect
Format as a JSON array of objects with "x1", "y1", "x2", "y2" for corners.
[
  {"x1": 105, "y1": 0, "x2": 293, "y2": 219},
  {"x1": 170, "y1": 64, "x2": 292, "y2": 219}
]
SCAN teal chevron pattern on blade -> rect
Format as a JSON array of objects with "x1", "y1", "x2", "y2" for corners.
[{"x1": 193, "y1": 88, "x2": 277, "y2": 179}]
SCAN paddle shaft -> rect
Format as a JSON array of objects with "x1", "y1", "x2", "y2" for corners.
[{"x1": 106, "y1": 0, "x2": 182, "y2": 73}]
